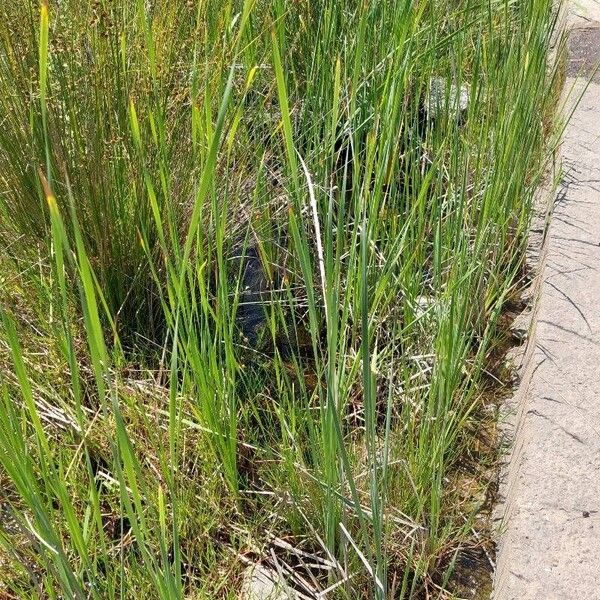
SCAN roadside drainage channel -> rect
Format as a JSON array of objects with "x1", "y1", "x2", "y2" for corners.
[{"x1": 493, "y1": 11, "x2": 600, "y2": 600}]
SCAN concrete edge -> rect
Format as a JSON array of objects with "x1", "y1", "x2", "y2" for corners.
[{"x1": 491, "y1": 0, "x2": 567, "y2": 590}]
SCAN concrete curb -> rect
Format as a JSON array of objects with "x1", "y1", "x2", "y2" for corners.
[{"x1": 492, "y1": 3, "x2": 600, "y2": 598}]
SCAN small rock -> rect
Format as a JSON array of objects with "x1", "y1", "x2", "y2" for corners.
[
  {"x1": 240, "y1": 565, "x2": 296, "y2": 600},
  {"x1": 414, "y1": 295, "x2": 439, "y2": 319},
  {"x1": 511, "y1": 327, "x2": 528, "y2": 343},
  {"x1": 426, "y1": 76, "x2": 470, "y2": 120}
]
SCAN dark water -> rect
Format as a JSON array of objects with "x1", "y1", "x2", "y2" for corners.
[{"x1": 233, "y1": 245, "x2": 271, "y2": 346}]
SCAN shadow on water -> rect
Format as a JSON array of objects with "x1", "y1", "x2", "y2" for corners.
[{"x1": 232, "y1": 244, "x2": 272, "y2": 347}]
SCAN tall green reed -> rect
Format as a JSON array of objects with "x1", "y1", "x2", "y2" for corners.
[{"x1": 0, "y1": 0, "x2": 559, "y2": 597}]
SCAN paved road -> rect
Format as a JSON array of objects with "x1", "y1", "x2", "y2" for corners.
[{"x1": 493, "y1": 3, "x2": 600, "y2": 599}]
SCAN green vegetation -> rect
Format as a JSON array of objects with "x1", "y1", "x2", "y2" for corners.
[{"x1": 0, "y1": 0, "x2": 559, "y2": 598}]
